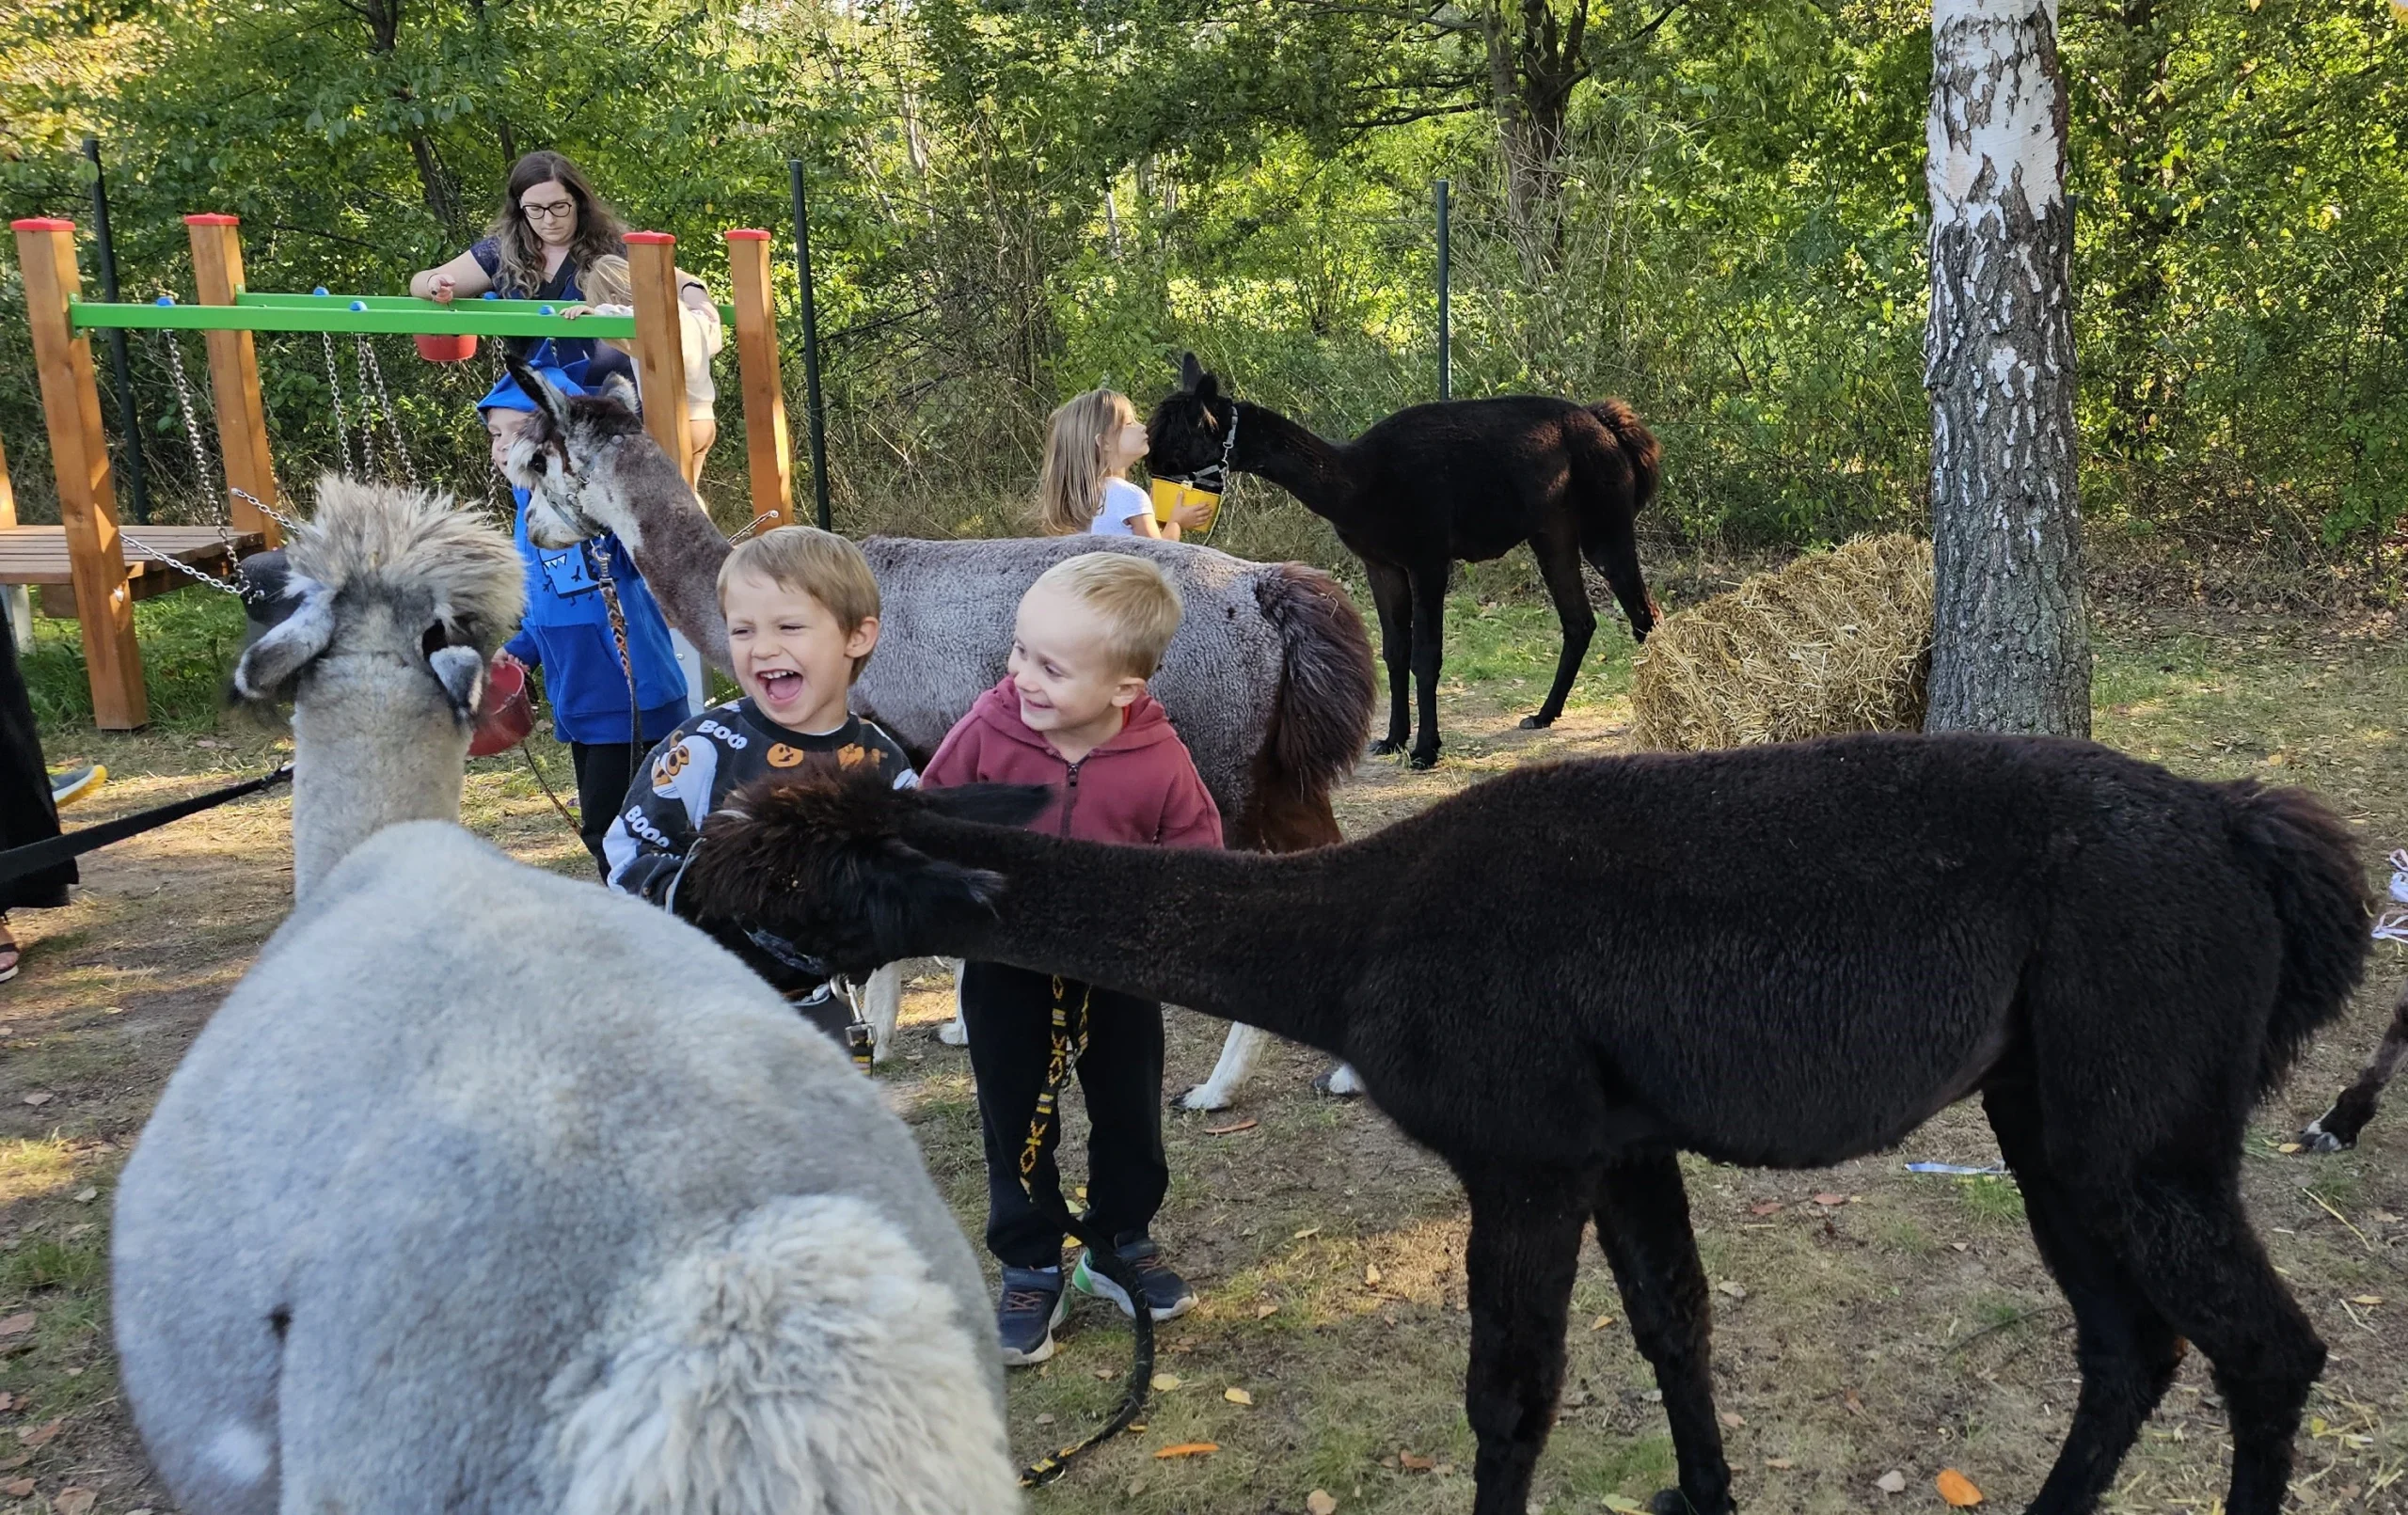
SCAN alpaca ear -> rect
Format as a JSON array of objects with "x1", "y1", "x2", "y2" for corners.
[
  {"x1": 426, "y1": 643, "x2": 485, "y2": 723},
  {"x1": 1179, "y1": 351, "x2": 1203, "y2": 393},
  {"x1": 862, "y1": 842, "x2": 1006, "y2": 960},
  {"x1": 505, "y1": 353, "x2": 576, "y2": 440},
  {"x1": 232, "y1": 576, "x2": 336, "y2": 701},
  {"x1": 917, "y1": 782, "x2": 1052, "y2": 830}
]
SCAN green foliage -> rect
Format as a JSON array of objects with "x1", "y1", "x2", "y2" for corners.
[
  {"x1": 1, "y1": 0, "x2": 2401, "y2": 572},
  {"x1": 23, "y1": 589, "x2": 249, "y2": 734}
]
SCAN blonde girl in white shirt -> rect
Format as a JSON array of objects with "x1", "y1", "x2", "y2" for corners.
[{"x1": 1037, "y1": 387, "x2": 1210, "y2": 539}]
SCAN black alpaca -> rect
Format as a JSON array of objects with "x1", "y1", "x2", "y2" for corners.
[
  {"x1": 685, "y1": 734, "x2": 2368, "y2": 1515},
  {"x1": 1148, "y1": 353, "x2": 1660, "y2": 768},
  {"x1": 2302, "y1": 978, "x2": 2408, "y2": 1151}
]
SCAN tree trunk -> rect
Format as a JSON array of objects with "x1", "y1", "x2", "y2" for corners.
[
  {"x1": 1484, "y1": 0, "x2": 1587, "y2": 269},
  {"x1": 1923, "y1": 0, "x2": 2090, "y2": 737}
]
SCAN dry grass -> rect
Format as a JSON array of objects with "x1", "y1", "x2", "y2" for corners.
[
  {"x1": 1631, "y1": 533, "x2": 1933, "y2": 751},
  {"x1": 6, "y1": 595, "x2": 2408, "y2": 1515}
]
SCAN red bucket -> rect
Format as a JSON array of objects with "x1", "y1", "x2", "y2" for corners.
[
  {"x1": 468, "y1": 657, "x2": 534, "y2": 757},
  {"x1": 414, "y1": 332, "x2": 479, "y2": 363}
]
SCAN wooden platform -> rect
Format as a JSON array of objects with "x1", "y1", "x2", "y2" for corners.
[{"x1": 0, "y1": 524, "x2": 264, "y2": 619}]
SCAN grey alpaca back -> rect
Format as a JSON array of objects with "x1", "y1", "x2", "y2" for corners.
[{"x1": 856, "y1": 534, "x2": 1278, "y2": 813}]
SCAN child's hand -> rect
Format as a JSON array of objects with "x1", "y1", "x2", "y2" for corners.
[
  {"x1": 558, "y1": 303, "x2": 594, "y2": 320},
  {"x1": 1171, "y1": 498, "x2": 1214, "y2": 530}
]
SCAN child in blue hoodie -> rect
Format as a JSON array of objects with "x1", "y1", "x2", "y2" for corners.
[{"x1": 479, "y1": 366, "x2": 691, "y2": 876}]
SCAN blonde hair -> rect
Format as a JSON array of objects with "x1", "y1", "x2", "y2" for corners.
[
  {"x1": 717, "y1": 527, "x2": 882, "y2": 683},
  {"x1": 581, "y1": 253, "x2": 633, "y2": 307},
  {"x1": 1037, "y1": 388, "x2": 1141, "y2": 536},
  {"x1": 1028, "y1": 553, "x2": 1183, "y2": 679}
]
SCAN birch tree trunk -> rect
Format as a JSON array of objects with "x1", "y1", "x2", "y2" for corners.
[{"x1": 1923, "y1": 0, "x2": 2090, "y2": 736}]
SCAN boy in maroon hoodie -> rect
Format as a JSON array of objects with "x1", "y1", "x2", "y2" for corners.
[{"x1": 920, "y1": 552, "x2": 1222, "y2": 1365}]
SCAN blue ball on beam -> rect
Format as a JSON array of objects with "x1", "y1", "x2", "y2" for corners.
[
  {"x1": 312, "y1": 287, "x2": 329, "y2": 297},
  {"x1": 154, "y1": 296, "x2": 175, "y2": 307},
  {"x1": 348, "y1": 301, "x2": 368, "y2": 312},
  {"x1": 538, "y1": 305, "x2": 555, "y2": 316}
]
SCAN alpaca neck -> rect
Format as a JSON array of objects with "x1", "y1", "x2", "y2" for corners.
[
  {"x1": 1234, "y1": 402, "x2": 1356, "y2": 521},
  {"x1": 594, "y1": 434, "x2": 735, "y2": 670},
  {"x1": 289, "y1": 685, "x2": 468, "y2": 900},
  {"x1": 901, "y1": 815, "x2": 1354, "y2": 1053}
]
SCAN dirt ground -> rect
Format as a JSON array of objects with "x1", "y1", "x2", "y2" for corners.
[{"x1": 7, "y1": 597, "x2": 2408, "y2": 1514}]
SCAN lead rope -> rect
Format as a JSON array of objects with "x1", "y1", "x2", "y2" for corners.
[
  {"x1": 1015, "y1": 975, "x2": 1155, "y2": 1487},
  {"x1": 586, "y1": 544, "x2": 644, "y2": 750}
]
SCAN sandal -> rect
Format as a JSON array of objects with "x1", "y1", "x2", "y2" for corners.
[{"x1": 0, "y1": 913, "x2": 18, "y2": 986}]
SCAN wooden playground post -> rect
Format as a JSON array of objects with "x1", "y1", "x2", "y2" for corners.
[
  {"x1": 184, "y1": 214, "x2": 281, "y2": 548},
  {"x1": 723, "y1": 230, "x2": 792, "y2": 529},
  {"x1": 624, "y1": 232, "x2": 693, "y2": 480},
  {"x1": 11, "y1": 218, "x2": 146, "y2": 729}
]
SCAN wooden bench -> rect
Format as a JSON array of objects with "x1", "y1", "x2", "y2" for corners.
[{"x1": 0, "y1": 523, "x2": 263, "y2": 620}]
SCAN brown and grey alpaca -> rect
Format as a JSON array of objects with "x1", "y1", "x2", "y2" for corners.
[
  {"x1": 681, "y1": 737, "x2": 2368, "y2": 1515},
  {"x1": 497, "y1": 355, "x2": 1378, "y2": 1106}
]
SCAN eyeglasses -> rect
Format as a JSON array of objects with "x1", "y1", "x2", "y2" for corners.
[{"x1": 521, "y1": 199, "x2": 577, "y2": 221}]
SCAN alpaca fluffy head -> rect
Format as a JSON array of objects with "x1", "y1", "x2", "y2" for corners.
[
  {"x1": 232, "y1": 478, "x2": 523, "y2": 725},
  {"x1": 1145, "y1": 351, "x2": 1239, "y2": 481},
  {"x1": 502, "y1": 354, "x2": 657, "y2": 550},
  {"x1": 685, "y1": 775, "x2": 1048, "y2": 978}
]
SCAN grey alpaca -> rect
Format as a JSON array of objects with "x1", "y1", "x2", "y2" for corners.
[
  {"x1": 110, "y1": 480, "x2": 1018, "y2": 1515},
  {"x1": 499, "y1": 355, "x2": 1375, "y2": 1106}
]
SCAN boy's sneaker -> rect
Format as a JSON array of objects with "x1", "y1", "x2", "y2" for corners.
[
  {"x1": 997, "y1": 1265, "x2": 1069, "y2": 1365},
  {"x1": 1070, "y1": 1239, "x2": 1197, "y2": 1322}
]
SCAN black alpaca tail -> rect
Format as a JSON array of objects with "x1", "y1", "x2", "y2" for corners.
[
  {"x1": 1254, "y1": 562, "x2": 1376, "y2": 797},
  {"x1": 2219, "y1": 780, "x2": 2372, "y2": 1097},
  {"x1": 1588, "y1": 399, "x2": 1661, "y2": 512}
]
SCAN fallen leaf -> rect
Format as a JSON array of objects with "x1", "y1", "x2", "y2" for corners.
[
  {"x1": 1398, "y1": 1451, "x2": 1434, "y2": 1472},
  {"x1": 1307, "y1": 1491, "x2": 1339, "y2": 1515},
  {"x1": 1093, "y1": 1368, "x2": 1116, "y2": 1381},
  {"x1": 1604, "y1": 1497, "x2": 1648, "y2": 1513},
  {"x1": 1716, "y1": 1280, "x2": 1748, "y2": 1301},
  {"x1": 1813, "y1": 1192, "x2": 1846, "y2": 1207},
  {"x1": 1936, "y1": 1468, "x2": 1984, "y2": 1507},
  {"x1": 1124, "y1": 1477, "x2": 1147, "y2": 1496},
  {"x1": 1149, "y1": 1373, "x2": 1182, "y2": 1393},
  {"x1": 0, "y1": 1457, "x2": 25, "y2": 1472},
  {"x1": 1291, "y1": 1226, "x2": 1321, "y2": 1240},
  {"x1": 1749, "y1": 1201, "x2": 1784, "y2": 1216},
  {"x1": 17, "y1": 1419, "x2": 60, "y2": 1447},
  {"x1": 1875, "y1": 1469, "x2": 1907, "y2": 1494},
  {"x1": 1591, "y1": 1314, "x2": 1617, "y2": 1332},
  {"x1": 1204, "y1": 1119, "x2": 1257, "y2": 1136},
  {"x1": 0, "y1": 1479, "x2": 29, "y2": 1498},
  {"x1": 1765, "y1": 1459, "x2": 1794, "y2": 1471},
  {"x1": 0, "y1": 1394, "x2": 11, "y2": 1412},
  {"x1": 1256, "y1": 1302, "x2": 1279, "y2": 1318},
  {"x1": 1034, "y1": 1412, "x2": 1054, "y2": 1427},
  {"x1": 2351, "y1": 1295, "x2": 2384, "y2": 1307},
  {"x1": 1151, "y1": 1442, "x2": 1217, "y2": 1460},
  {"x1": 56, "y1": 1486, "x2": 96, "y2": 1515},
  {"x1": 0, "y1": 1318, "x2": 32, "y2": 1340},
  {"x1": 1719, "y1": 1411, "x2": 1746, "y2": 1429},
  {"x1": 1224, "y1": 1387, "x2": 1253, "y2": 1406},
  {"x1": 19, "y1": 1095, "x2": 50, "y2": 1109},
  {"x1": 2279, "y1": 1143, "x2": 2305, "y2": 1154},
  {"x1": 1843, "y1": 1388, "x2": 1866, "y2": 1417},
  {"x1": 1364, "y1": 1263, "x2": 1382, "y2": 1287},
  {"x1": 71, "y1": 1190, "x2": 95, "y2": 1205}
]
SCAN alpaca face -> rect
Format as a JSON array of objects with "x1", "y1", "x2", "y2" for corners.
[
  {"x1": 501, "y1": 355, "x2": 651, "y2": 549},
  {"x1": 1145, "y1": 352, "x2": 1235, "y2": 481}
]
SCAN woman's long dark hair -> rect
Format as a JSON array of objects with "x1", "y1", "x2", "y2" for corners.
[{"x1": 483, "y1": 150, "x2": 628, "y2": 296}]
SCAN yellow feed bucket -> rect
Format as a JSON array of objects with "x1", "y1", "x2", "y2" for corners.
[{"x1": 1149, "y1": 477, "x2": 1223, "y2": 534}]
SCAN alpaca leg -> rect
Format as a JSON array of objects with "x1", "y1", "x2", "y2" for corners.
[
  {"x1": 1406, "y1": 561, "x2": 1449, "y2": 769},
  {"x1": 938, "y1": 958, "x2": 969, "y2": 1047},
  {"x1": 1522, "y1": 531, "x2": 1597, "y2": 730},
  {"x1": 1984, "y1": 1084, "x2": 2181, "y2": 1514},
  {"x1": 2115, "y1": 1171, "x2": 2326, "y2": 1515},
  {"x1": 1364, "y1": 559, "x2": 1414, "y2": 756},
  {"x1": 1580, "y1": 506, "x2": 1656, "y2": 643},
  {"x1": 1313, "y1": 1062, "x2": 1365, "y2": 1097},
  {"x1": 1176, "y1": 1023, "x2": 1265, "y2": 1112},
  {"x1": 1592, "y1": 1154, "x2": 1733, "y2": 1515},
  {"x1": 2304, "y1": 978, "x2": 2408, "y2": 1151},
  {"x1": 1460, "y1": 1164, "x2": 1592, "y2": 1515},
  {"x1": 861, "y1": 962, "x2": 903, "y2": 1063}
]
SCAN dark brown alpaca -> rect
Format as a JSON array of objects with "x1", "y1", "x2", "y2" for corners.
[
  {"x1": 682, "y1": 734, "x2": 2368, "y2": 1515},
  {"x1": 1148, "y1": 353, "x2": 1660, "y2": 768}
]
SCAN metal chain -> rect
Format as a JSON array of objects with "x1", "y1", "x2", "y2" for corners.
[
  {"x1": 727, "y1": 511, "x2": 780, "y2": 544},
  {"x1": 119, "y1": 530, "x2": 246, "y2": 598},
  {"x1": 321, "y1": 332, "x2": 356, "y2": 476},
  {"x1": 356, "y1": 337, "x2": 419, "y2": 487},
  {"x1": 158, "y1": 331, "x2": 213, "y2": 484},
  {"x1": 154, "y1": 329, "x2": 295, "y2": 545}
]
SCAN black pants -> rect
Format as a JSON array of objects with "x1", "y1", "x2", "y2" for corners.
[
  {"x1": 961, "y1": 961, "x2": 1167, "y2": 1269},
  {"x1": 569, "y1": 740, "x2": 639, "y2": 880},
  {"x1": 0, "y1": 594, "x2": 71, "y2": 911}
]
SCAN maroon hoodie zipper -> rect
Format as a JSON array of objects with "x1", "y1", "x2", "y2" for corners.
[{"x1": 1059, "y1": 758, "x2": 1083, "y2": 836}]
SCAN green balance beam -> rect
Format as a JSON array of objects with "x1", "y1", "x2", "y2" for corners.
[{"x1": 68, "y1": 292, "x2": 739, "y2": 340}]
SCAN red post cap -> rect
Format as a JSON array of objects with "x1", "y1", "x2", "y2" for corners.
[
  {"x1": 625, "y1": 230, "x2": 676, "y2": 245},
  {"x1": 723, "y1": 229, "x2": 770, "y2": 241},
  {"x1": 9, "y1": 218, "x2": 74, "y2": 232},
  {"x1": 182, "y1": 213, "x2": 241, "y2": 227}
]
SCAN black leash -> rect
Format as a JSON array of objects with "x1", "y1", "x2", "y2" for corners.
[
  {"x1": 0, "y1": 765, "x2": 293, "y2": 888},
  {"x1": 1016, "y1": 974, "x2": 1156, "y2": 1488}
]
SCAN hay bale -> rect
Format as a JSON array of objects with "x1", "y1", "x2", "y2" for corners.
[{"x1": 1631, "y1": 533, "x2": 1934, "y2": 751}]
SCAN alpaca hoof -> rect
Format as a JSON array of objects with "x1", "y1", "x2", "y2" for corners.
[
  {"x1": 1175, "y1": 1082, "x2": 1233, "y2": 1113},
  {"x1": 937, "y1": 1019, "x2": 969, "y2": 1048},
  {"x1": 1407, "y1": 750, "x2": 1439, "y2": 770},
  {"x1": 1312, "y1": 1065, "x2": 1365, "y2": 1098},
  {"x1": 1517, "y1": 713, "x2": 1555, "y2": 730},
  {"x1": 1648, "y1": 1489, "x2": 1731, "y2": 1515},
  {"x1": 2302, "y1": 1116, "x2": 2352, "y2": 1153},
  {"x1": 1367, "y1": 737, "x2": 1405, "y2": 758}
]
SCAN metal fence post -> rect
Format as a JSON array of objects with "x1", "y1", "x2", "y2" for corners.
[
  {"x1": 788, "y1": 159, "x2": 832, "y2": 532},
  {"x1": 84, "y1": 136, "x2": 149, "y2": 524}
]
